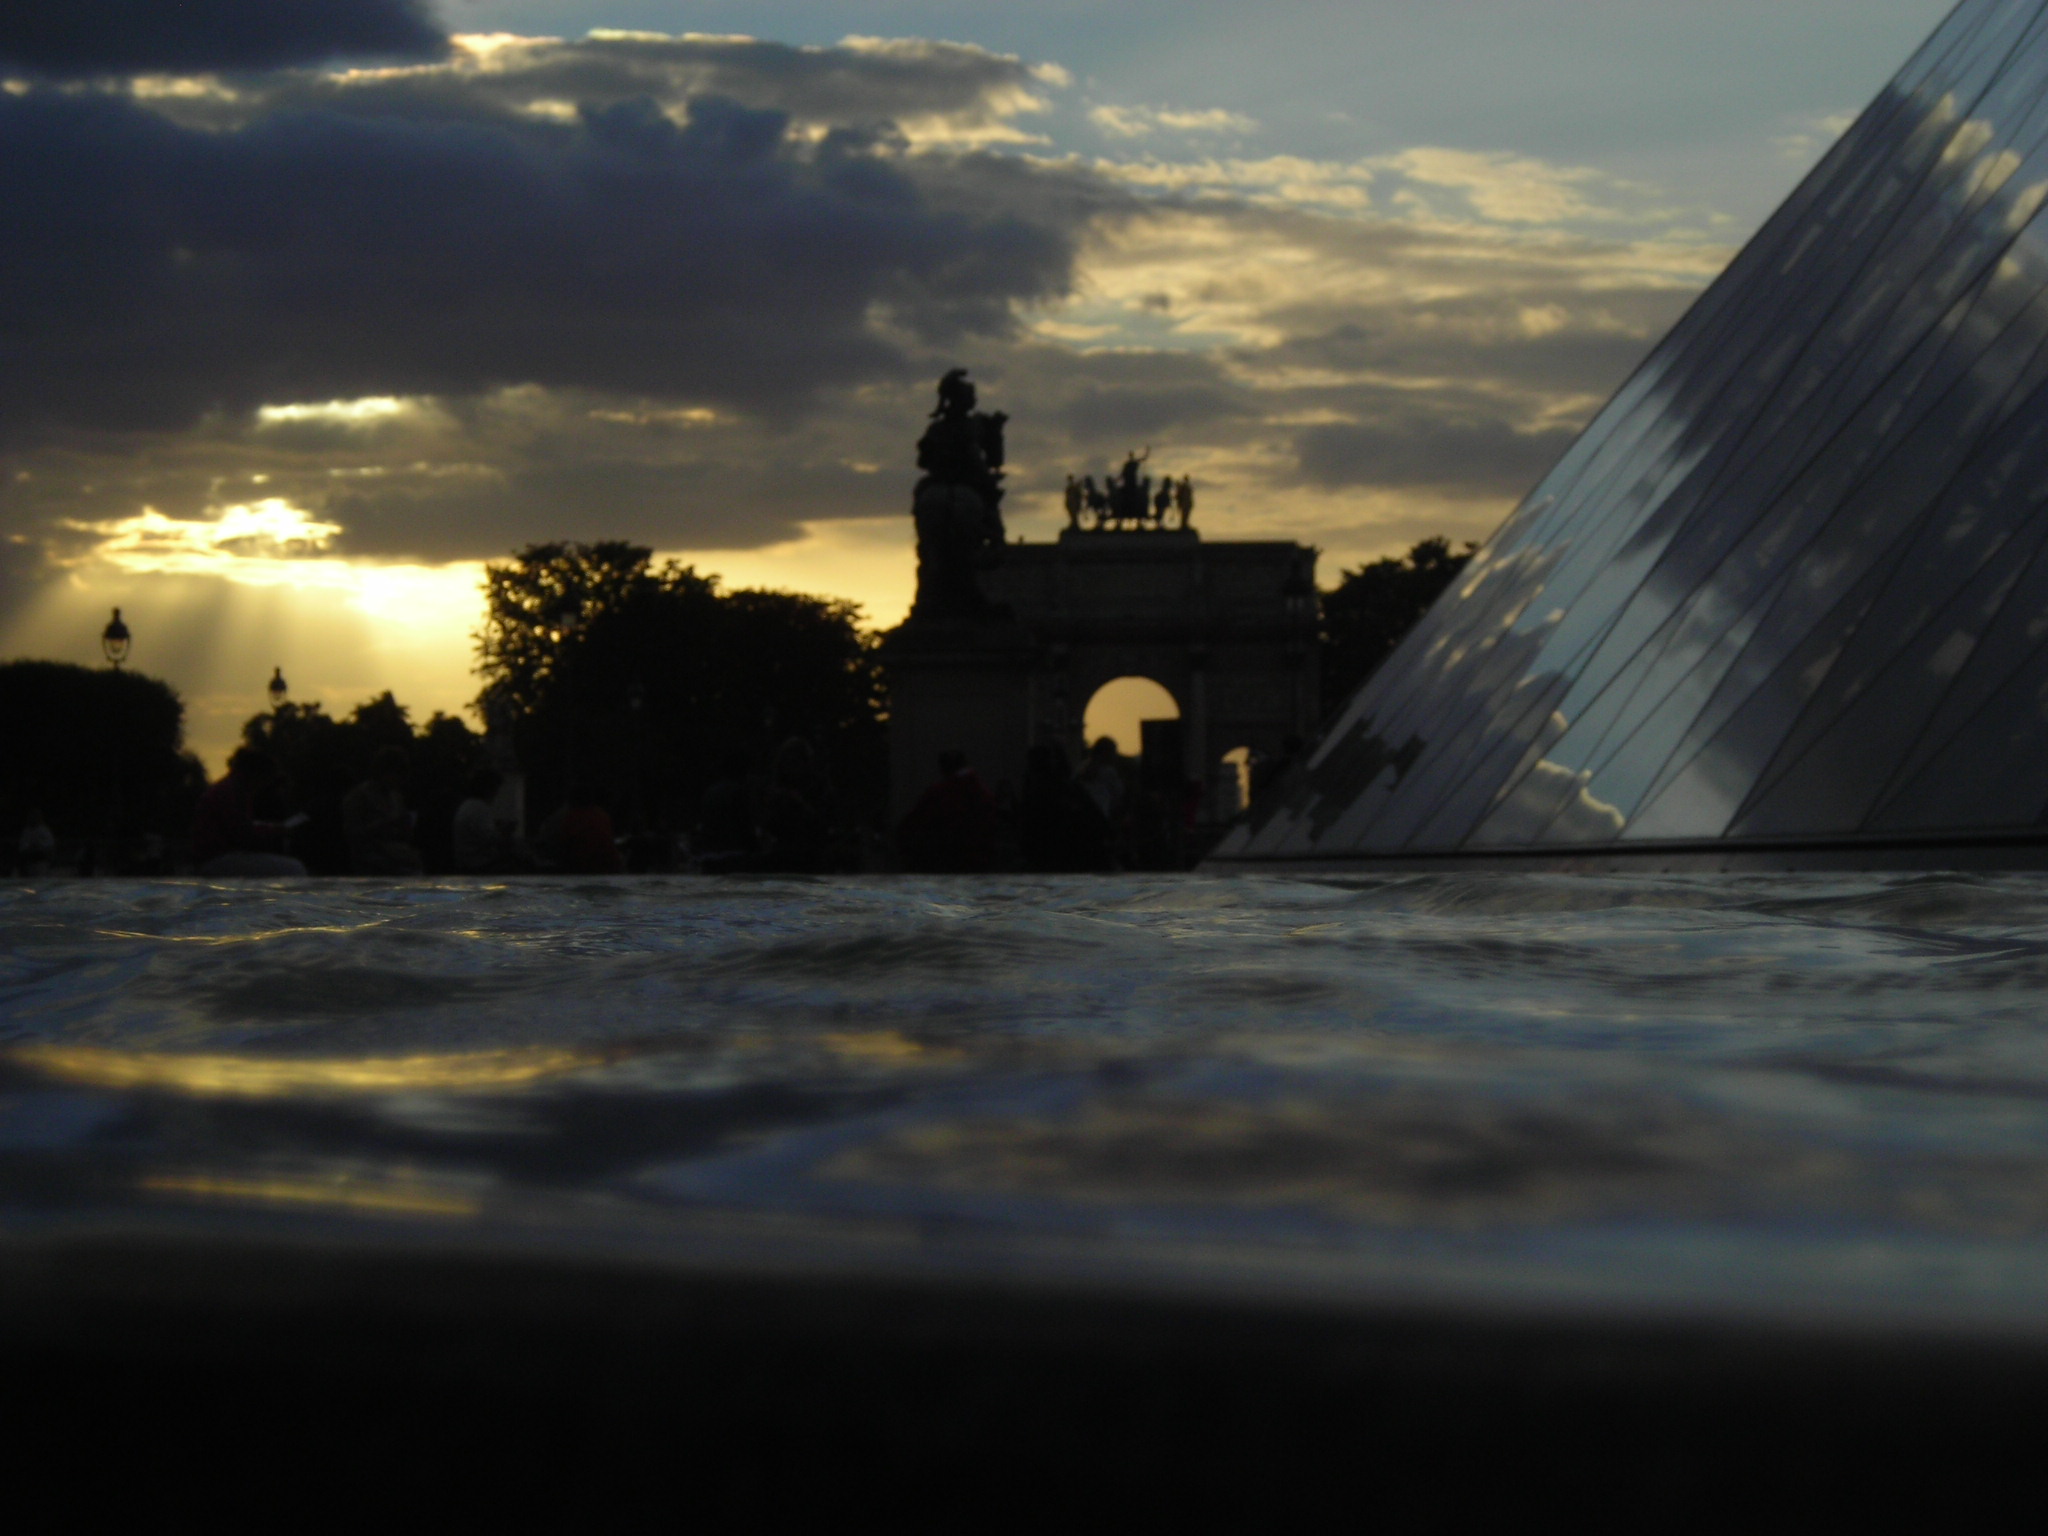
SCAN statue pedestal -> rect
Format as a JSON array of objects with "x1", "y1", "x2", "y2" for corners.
[{"x1": 882, "y1": 617, "x2": 1037, "y2": 825}]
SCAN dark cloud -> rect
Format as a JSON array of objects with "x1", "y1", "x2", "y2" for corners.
[
  {"x1": 1028, "y1": 349, "x2": 1256, "y2": 450},
  {"x1": 1295, "y1": 408, "x2": 1578, "y2": 496},
  {"x1": 0, "y1": 376, "x2": 941, "y2": 563},
  {"x1": 1255, "y1": 298, "x2": 1681, "y2": 401},
  {"x1": 0, "y1": 0, "x2": 446, "y2": 77},
  {"x1": 126, "y1": 33, "x2": 1063, "y2": 152},
  {"x1": 266, "y1": 34, "x2": 1053, "y2": 134},
  {"x1": 322, "y1": 450, "x2": 908, "y2": 562},
  {"x1": 0, "y1": 87, "x2": 1090, "y2": 439}
]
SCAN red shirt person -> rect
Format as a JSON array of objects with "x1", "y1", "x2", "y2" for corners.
[
  {"x1": 545, "y1": 791, "x2": 625, "y2": 874},
  {"x1": 897, "y1": 751, "x2": 1001, "y2": 873}
]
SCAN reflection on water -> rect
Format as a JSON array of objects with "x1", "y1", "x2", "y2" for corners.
[
  {"x1": 17, "y1": 1044, "x2": 601, "y2": 1095},
  {"x1": 9, "y1": 871, "x2": 2048, "y2": 1328},
  {"x1": 141, "y1": 1170, "x2": 482, "y2": 1218}
]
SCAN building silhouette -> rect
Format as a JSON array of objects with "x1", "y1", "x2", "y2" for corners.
[
  {"x1": 887, "y1": 522, "x2": 1318, "y2": 826},
  {"x1": 1216, "y1": 0, "x2": 2048, "y2": 871},
  {"x1": 884, "y1": 375, "x2": 1318, "y2": 837}
]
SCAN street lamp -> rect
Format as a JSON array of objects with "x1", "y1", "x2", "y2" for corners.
[
  {"x1": 268, "y1": 666, "x2": 289, "y2": 711},
  {"x1": 101, "y1": 608, "x2": 131, "y2": 670}
]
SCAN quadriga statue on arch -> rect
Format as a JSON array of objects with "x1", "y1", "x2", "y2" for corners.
[{"x1": 910, "y1": 369, "x2": 1008, "y2": 622}]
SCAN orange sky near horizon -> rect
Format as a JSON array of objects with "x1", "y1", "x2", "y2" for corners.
[{"x1": 7, "y1": 475, "x2": 1513, "y2": 774}]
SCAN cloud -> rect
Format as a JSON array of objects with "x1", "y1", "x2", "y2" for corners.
[
  {"x1": 1089, "y1": 143, "x2": 1711, "y2": 233},
  {"x1": 255, "y1": 397, "x2": 414, "y2": 428},
  {"x1": 985, "y1": 183, "x2": 1712, "y2": 538},
  {"x1": 0, "y1": 0, "x2": 446, "y2": 77},
  {"x1": 1247, "y1": 286, "x2": 1696, "y2": 402},
  {"x1": 1095, "y1": 154, "x2": 1377, "y2": 215},
  {"x1": 1775, "y1": 110, "x2": 1860, "y2": 164},
  {"x1": 1375, "y1": 147, "x2": 1610, "y2": 225},
  {"x1": 0, "y1": 85, "x2": 1091, "y2": 438},
  {"x1": 66, "y1": 499, "x2": 344, "y2": 576},
  {"x1": 1089, "y1": 104, "x2": 1257, "y2": 140},
  {"x1": 0, "y1": 26, "x2": 1727, "y2": 595},
  {"x1": 1016, "y1": 346, "x2": 1259, "y2": 451},
  {"x1": 174, "y1": 31, "x2": 1065, "y2": 148},
  {"x1": 1295, "y1": 412, "x2": 1578, "y2": 496}
]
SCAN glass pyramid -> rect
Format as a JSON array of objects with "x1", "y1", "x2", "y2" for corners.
[{"x1": 1217, "y1": 0, "x2": 2048, "y2": 866}]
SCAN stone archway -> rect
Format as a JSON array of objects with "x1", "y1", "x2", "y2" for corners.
[{"x1": 885, "y1": 525, "x2": 1319, "y2": 852}]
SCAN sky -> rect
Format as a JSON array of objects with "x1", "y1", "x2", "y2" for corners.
[{"x1": 0, "y1": 0, "x2": 1957, "y2": 768}]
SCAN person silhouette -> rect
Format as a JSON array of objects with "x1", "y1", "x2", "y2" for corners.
[
  {"x1": 548, "y1": 787, "x2": 624, "y2": 874},
  {"x1": 1115, "y1": 452, "x2": 1149, "y2": 525},
  {"x1": 1076, "y1": 736, "x2": 1127, "y2": 823},
  {"x1": 15, "y1": 809, "x2": 54, "y2": 876},
  {"x1": 452, "y1": 768, "x2": 515, "y2": 873},
  {"x1": 695, "y1": 748, "x2": 759, "y2": 872},
  {"x1": 1019, "y1": 742, "x2": 1112, "y2": 872},
  {"x1": 192, "y1": 747, "x2": 307, "y2": 877},
  {"x1": 759, "y1": 737, "x2": 834, "y2": 872},
  {"x1": 897, "y1": 750, "x2": 1000, "y2": 873},
  {"x1": 342, "y1": 747, "x2": 422, "y2": 875}
]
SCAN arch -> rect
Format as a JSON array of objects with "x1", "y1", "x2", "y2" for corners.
[
  {"x1": 1082, "y1": 675, "x2": 1178, "y2": 758},
  {"x1": 885, "y1": 530, "x2": 1319, "y2": 838}
]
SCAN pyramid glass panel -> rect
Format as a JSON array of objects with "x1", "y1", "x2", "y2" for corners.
[{"x1": 1215, "y1": 0, "x2": 2048, "y2": 866}]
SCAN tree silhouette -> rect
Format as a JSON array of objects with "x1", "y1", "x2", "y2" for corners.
[
  {"x1": 475, "y1": 542, "x2": 886, "y2": 850},
  {"x1": 0, "y1": 660, "x2": 204, "y2": 864},
  {"x1": 1320, "y1": 537, "x2": 1478, "y2": 718}
]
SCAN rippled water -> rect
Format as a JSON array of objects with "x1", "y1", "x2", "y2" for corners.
[{"x1": 8, "y1": 871, "x2": 2048, "y2": 1332}]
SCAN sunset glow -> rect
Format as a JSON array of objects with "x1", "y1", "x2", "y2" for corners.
[{"x1": 0, "y1": 1, "x2": 1951, "y2": 778}]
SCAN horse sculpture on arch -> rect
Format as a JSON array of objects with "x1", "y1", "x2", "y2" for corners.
[{"x1": 1064, "y1": 451, "x2": 1195, "y2": 532}]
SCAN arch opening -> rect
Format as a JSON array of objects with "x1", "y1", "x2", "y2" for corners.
[{"x1": 1082, "y1": 676, "x2": 1178, "y2": 758}]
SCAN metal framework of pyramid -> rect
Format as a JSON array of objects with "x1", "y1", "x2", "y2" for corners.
[{"x1": 1215, "y1": 0, "x2": 2048, "y2": 868}]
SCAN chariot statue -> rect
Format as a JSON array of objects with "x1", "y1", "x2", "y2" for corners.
[{"x1": 1064, "y1": 449, "x2": 1196, "y2": 532}]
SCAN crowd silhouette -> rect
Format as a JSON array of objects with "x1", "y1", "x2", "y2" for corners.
[
  {"x1": 896, "y1": 734, "x2": 1206, "y2": 875},
  {"x1": 8, "y1": 701, "x2": 1231, "y2": 878}
]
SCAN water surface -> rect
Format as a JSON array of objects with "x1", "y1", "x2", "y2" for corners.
[{"x1": 6, "y1": 871, "x2": 2048, "y2": 1332}]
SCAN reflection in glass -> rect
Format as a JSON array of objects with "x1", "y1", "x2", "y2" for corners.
[{"x1": 1216, "y1": 0, "x2": 2048, "y2": 864}]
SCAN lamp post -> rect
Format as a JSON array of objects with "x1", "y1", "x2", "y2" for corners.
[
  {"x1": 101, "y1": 608, "x2": 131, "y2": 670},
  {"x1": 96, "y1": 608, "x2": 132, "y2": 874},
  {"x1": 268, "y1": 666, "x2": 289, "y2": 711}
]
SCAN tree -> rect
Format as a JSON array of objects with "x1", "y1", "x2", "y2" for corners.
[
  {"x1": 1319, "y1": 537, "x2": 1478, "y2": 718},
  {"x1": 474, "y1": 542, "x2": 888, "y2": 849},
  {"x1": 474, "y1": 541, "x2": 684, "y2": 721},
  {"x1": 0, "y1": 660, "x2": 205, "y2": 862}
]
